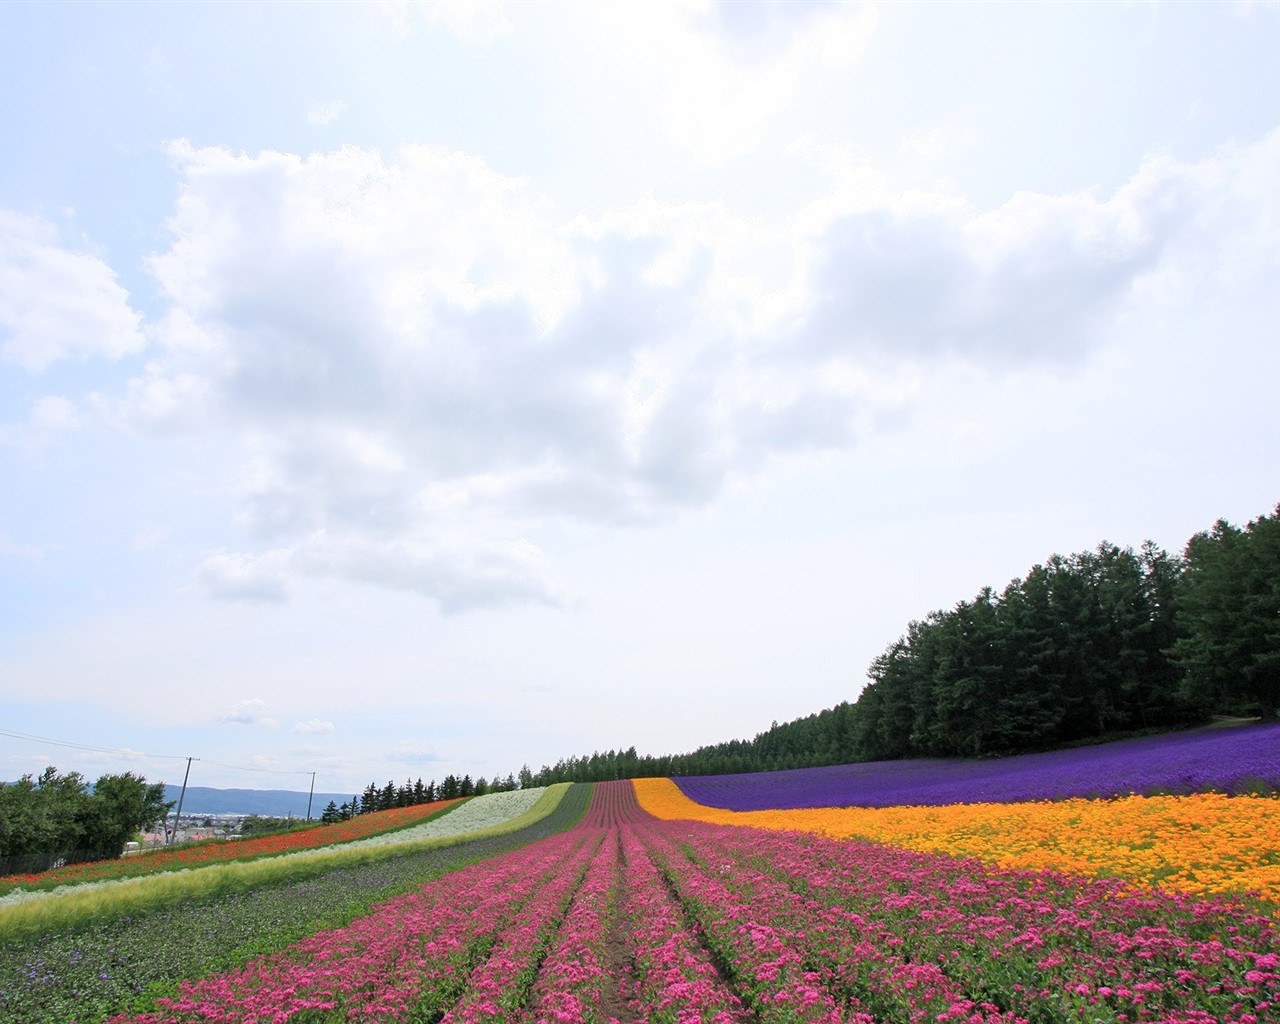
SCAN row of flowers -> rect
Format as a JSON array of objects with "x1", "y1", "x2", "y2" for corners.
[
  {"x1": 675, "y1": 722, "x2": 1280, "y2": 810},
  {"x1": 105, "y1": 829, "x2": 597, "y2": 1023},
  {"x1": 0, "y1": 799, "x2": 462, "y2": 896},
  {"x1": 635, "y1": 778, "x2": 1280, "y2": 905},
  {"x1": 0, "y1": 786, "x2": 595, "y2": 1024},
  {"x1": 288, "y1": 786, "x2": 550, "y2": 858},
  {"x1": 636, "y1": 817, "x2": 1277, "y2": 1023},
  {"x1": 93, "y1": 781, "x2": 1277, "y2": 1024}
]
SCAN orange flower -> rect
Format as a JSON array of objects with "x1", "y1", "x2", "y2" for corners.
[{"x1": 633, "y1": 778, "x2": 1280, "y2": 905}]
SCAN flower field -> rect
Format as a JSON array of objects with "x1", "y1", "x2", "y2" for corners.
[
  {"x1": 73, "y1": 781, "x2": 1277, "y2": 1024},
  {"x1": 674, "y1": 722, "x2": 1280, "y2": 810},
  {"x1": 4, "y1": 737, "x2": 1279, "y2": 1024},
  {"x1": 0, "y1": 785, "x2": 591, "y2": 1024},
  {"x1": 284, "y1": 787, "x2": 552, "y2": 859},
  {"x1": 0, "y1": 788, "x2": 563, "y2": 920},
  {"x1": 0, "y1": 799, "x2": 463, "y2": 898},
  {"x1": 637, "y1": 779, "x2": 1280, "y2": 905}
]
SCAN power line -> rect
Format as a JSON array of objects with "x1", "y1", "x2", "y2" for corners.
[
  {"x1": 0, "y1": 727, "x2": 188, "y2": 760},
  {"x1": 0, "y1": 729, "x2": 311, "y2": 776}
]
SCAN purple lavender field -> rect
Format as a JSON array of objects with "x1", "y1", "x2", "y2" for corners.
[{"x1": 674, "y1": 722, "x2": 1280, "y2": 810}]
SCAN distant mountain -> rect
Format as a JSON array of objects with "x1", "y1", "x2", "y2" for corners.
[{"x1": 161, "y1": 785, "x2": 358, "y2": 817}]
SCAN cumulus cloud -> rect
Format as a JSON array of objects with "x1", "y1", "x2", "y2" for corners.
[
  {"x1": 374, "y1": 0, "x2": 511, "y2": 43},
  {"x1": 293, "y1": 718, "x2": 336, "y2": 735},
  {"x1": 128, "y1": 133, "x2": 1274, "y2": 611},
  {"x1": 198, "y1": 550, "x2": 292, "y2": 602},
  {"x1": 614, "y1": 2, "x2": 879, "y2": 164},
  {"x1": 0, "y1": 210, "x2": 145, "y2": 371},
  {"x1": 0, "y1": 394, "x2": 80, "y2": 451},
  {"x1": 200, "y1": 531, "x2": 563, "y2": 613},
  {"x1": 220, "y1": 698, "x2": 277, "y2": 727},
  {"x1": 793, "y1": 130, "x2": 1280, "y2": 363}
]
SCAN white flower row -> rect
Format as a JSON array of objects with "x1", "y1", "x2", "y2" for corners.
[
  {"x1": 292, "y1": 786, "x2": 549, "y2": 857},
  {"x1": 0, "y1": 787, "x2": 551, "y2": 909}
]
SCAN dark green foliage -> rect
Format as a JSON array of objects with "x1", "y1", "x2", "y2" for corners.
[
  {"x1": 238, "y1": 815, "x2": 312, "y2": 836},
  {"x1": 847, "y1": 541, "x2": 1200, "y2": 760},
  {"x1": 1173, "y1": 505, "x2": 1280, "y2": 719},
  {"x1": 0, "y1": 768, "x2": 171, "y2": 873}
]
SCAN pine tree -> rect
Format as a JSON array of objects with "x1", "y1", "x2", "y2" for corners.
[{"x1": 1174, "y1": 507, "x2": 1280, "y2": 719}]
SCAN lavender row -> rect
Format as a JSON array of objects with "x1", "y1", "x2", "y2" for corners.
[{"x1": 675, "y1": 722, "x2": 1280, "y2": 810}]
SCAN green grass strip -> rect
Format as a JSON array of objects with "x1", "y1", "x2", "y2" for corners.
[{"x1": 0, "y1": 784, "x2": 569, "y2": 943}]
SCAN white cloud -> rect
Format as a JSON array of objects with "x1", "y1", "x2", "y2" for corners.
[
  {"x1": 293, "y1": 718, "x2": 335, "y2": 735},
  {"x1": 0, "y1": 210, "x2": 145, "y2": 371},
  {"x1": 386, "y1": 740, "x2": 443, "y2": 766},
  {"x1": 127, "y1": 132, "x2": 1275, "y2": 611},
  {"x1": 0, "y1": 394, "x2": 80, "y2": 451},
  {"x1": 599, "y1": 1, "x2": 879, "y2": 165},
  {"x1": 793, "y1": 129, "x2": 1280, "y2": 363},
  {"x1": 199, "y1": 550, "x2": 292, "y2": 602},
  {"x1": 219, "y1": 698, "x2": 277, "y2": 727},
  {"x1": 306, "y1": 100, "x2": 348, "y2": 126},
  {"x1": 30, "y1": 394, "x2": 79, "y2": 433},
  {"x1": 374, "y1": 0, "x2": 511, "y2": 43},
  {"x1": 199, "y1": 531, "x2": 564, "y2": 613},
  {"x1": 132, "y1": 525, "x2": 170, "y2": 551}
]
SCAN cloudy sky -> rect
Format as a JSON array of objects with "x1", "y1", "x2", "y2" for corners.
[{"x1": 2, "y1": 1, "x2": 1277, "y2": 796}]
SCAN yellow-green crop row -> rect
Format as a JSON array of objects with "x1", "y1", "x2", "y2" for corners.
[{"x1": 0, "y1": 783, "x2": 570, "y2": 942}]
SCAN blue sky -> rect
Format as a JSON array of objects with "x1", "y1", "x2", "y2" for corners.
[{"x1": 2, "y1": 1, "x2": 1277, "y2": 795}]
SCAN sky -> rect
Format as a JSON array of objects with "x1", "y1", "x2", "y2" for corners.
[{"x1": 1, "y1": 1, "x2": 1277, "y2": 797}]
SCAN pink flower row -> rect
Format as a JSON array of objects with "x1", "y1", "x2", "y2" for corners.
[
  {"x1": 616, "y1": 824, "x2": 751, "y2": 1024},
  {"x1": 442, "y1": 832, "x2": 600, "y2": 1023},
  {"x1": 642, "y1": 819, "x2": 1278, "y2": 1024},
  {"x1": 640, "y1": 822, "x2": 1016, "y2": 1023},
  {"x1": 105, "y1": 832, "x2": 595, "y2": 1023},
  {"x1": 516, "y1": 827, "x2": 622, "y2": 1024}
]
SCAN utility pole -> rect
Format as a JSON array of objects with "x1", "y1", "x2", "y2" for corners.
[
  {"x1": 168, "y1": 756, "x2": 196, "y2": 845},
  {"x1": 306, "y1": 771, "x2": 316, "y2": 821}
]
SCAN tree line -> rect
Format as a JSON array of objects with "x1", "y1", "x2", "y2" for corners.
[
  {"x1": 317, "y1": 771, "x2": 528, "y2": 822},
  {"x1": 343, "y1": 505, "x2": 1277, "y2": 802},
  {"x1": 0, "y1": 768, "x2": 172, "y2": 874}
]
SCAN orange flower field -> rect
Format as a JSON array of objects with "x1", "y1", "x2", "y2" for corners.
[{"x1": 633, "y1": 777, "x2": 1280, "y2": 905}]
